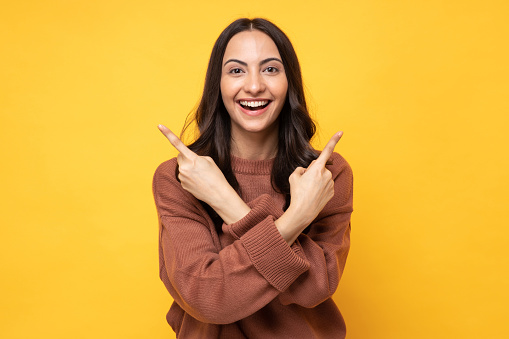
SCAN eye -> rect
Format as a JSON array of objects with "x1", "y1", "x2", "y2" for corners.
[
  {"x1": 264, "y1": 66, "x2": 279, "y2": 73},
  {"x1": 228, "y1": 68, "x2": 244, "y2": 74}
]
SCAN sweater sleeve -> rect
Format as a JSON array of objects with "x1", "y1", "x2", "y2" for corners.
[
  {"x1": 277, "y1": 152, "x2": 353, "y2": 308},
  {"x1": 153, "y1": 159, "x2": 310, "y2": 325}
]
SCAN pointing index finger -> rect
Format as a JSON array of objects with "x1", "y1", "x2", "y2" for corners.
[
  {"x1": 158, "y1": 124, "x2": 196, "y2": 158},
  {"x1": 315, "y1": 131, "x2": 343, "y2": 166}
]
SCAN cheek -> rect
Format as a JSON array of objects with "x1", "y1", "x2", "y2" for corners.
[
  {"x1": 220, "y1": 79, "x2": 236, "y2": 117},
  {"x1": 220, "y1": 82, "x2": 230, "y2": 108},
  {"x1": 270, "y1": 77, "x2": 288, "y2": 99},
  {"x1": 281, "y1": 83, "x2": 288, "y2": 99},
  {"x1": 220, "y1": 78, "x2": 227, "y2": 99},
  {"x1": 281, "y1": 77, "x2": 289, "y2": 96},
  {"x1": 276, "y1": 84, "x2": 288, "y2": 107},
  {"x1": 272, "y1": 85, "x2": 288, "y2": 120},
  {"x1": 220, "y1": 78, "x2": 239, "y2": 105}
]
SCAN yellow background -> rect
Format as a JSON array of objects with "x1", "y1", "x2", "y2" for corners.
[{"x1": 1, "y1": 0, "x2": 508, "y2": 338}]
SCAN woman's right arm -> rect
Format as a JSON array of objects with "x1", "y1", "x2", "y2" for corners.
[{"x1": 153, "y1": 159, "x2": 310, "y2": 325}]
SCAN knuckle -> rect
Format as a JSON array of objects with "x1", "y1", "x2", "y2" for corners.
[{"x1": 290, "y1": 168, "x2": 302, "y2": 179}]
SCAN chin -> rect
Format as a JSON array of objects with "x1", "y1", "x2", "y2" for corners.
[{"x1": 239, "y1": 123, "x2": 278, "y2": 135}]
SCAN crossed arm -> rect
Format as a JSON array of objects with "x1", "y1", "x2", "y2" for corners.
[
  {"x1": 157, "y1": 124, "x2": 343, "y2": 245},
  {"x1": 154, "y1": 125, "x2": 352, "y2": 323}
]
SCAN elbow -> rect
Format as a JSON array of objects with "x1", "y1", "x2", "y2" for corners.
[
  {"x1": 181, "y1": 298, "x2": 248, "y2": 324},
  {"x1": 310, "y1": 285, "x2": 333, "y2": 307},
  {"x1": 170, "y1": 277, "x2": 255, "y2": 324},
  {"x1": 278, "y1": 281, "x2": 333, "y2": 308},
  {"x1": 301, "y1": 285, "x2": 333, "y2": 308}
]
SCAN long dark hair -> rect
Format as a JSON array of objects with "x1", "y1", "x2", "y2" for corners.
[{"x1": 181, "y1": 18, "x2": 318, "y2": 223}]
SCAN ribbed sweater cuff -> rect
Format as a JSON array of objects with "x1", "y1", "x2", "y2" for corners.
[
  {"x1": 291, "y1": 239, "x2": 308, "y2": 261},
  {"x1": 241, "y1": 217, "x2": 310, "y2": 292},
  {"x1": 228, "y1": 194, "x2": 284, "y2": 240}
]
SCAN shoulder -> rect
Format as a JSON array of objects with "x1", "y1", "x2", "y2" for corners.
[
  {"x1": 153, "y1": 157, "x2": 178, "y2": 182},
  {"x1": 325, "y1": 152, "x2": 353, "y2": 212},
  {"x1": 327, "y1": 152, "x2": 353, "y2": 181},
  {"x1": 153, "y1": 158, "x2": 180, "y2": 193},
  {"x1": 152, "y1": 158, "x2": 200, "y2": 216}
]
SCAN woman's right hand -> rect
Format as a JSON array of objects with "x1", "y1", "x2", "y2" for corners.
[
  {"x1": 275, "y1": 132, "x2": 343, "y2": 244},
  {"x1": 158, "y1": 124, "x2": 251, "y2": 224}
]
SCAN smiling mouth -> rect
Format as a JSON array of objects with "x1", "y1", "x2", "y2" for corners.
[{"x1": 239, "y1": 100, "x2": 271, "y2": 111}]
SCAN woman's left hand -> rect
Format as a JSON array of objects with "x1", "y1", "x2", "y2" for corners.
[{"x1": 158, "y1": 124, "x2": 250, "y2": 224}]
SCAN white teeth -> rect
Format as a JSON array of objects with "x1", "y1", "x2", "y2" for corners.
[{"x1": 240, "y1": 100, "x2": 268, "y2": 107}]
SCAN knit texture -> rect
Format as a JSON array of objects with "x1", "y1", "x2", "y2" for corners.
[{"x1": 153, "y1": 152, "x2": 353, "y2": 338}]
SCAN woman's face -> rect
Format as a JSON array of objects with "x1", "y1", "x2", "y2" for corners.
[{"x1": 220, "y1": 30, "x2": 288, "y2": 139}]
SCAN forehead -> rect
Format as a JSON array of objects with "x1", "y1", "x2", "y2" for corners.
[{"x1": 223, "y1": 30, "x2": 281, "y2": 63}]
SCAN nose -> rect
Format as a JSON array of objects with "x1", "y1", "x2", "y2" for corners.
[{"x1": 244, "y1": 71, "x2": 265, "y2": 94}]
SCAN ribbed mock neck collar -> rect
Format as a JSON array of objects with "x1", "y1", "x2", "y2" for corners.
[{"x1": 231, "y1": 155, "x2": 274, "y2": 175}]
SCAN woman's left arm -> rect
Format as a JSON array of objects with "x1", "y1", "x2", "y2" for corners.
[{"x1": 278, "y1": 153, "x2": 353, "y2": 308}]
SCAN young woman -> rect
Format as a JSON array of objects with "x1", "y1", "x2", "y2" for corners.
[{"x1": 153, "y1": 18, "x2": 353, "y2": 338}]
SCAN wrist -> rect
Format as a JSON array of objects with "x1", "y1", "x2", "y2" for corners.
[
  {"x1": 275, "y1": 206, "x2": 310, "y2": 245},
  {"x1": 210, "y1": 186, "x2": 250, "y2": 224},
  {"x1": 286, "y1": 203, "x2": 313, "y2": 228}
]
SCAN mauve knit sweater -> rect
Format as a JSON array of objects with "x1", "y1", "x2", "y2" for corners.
[{"x1": 153, "y1": 152, "x2": 353, "y2": 338}]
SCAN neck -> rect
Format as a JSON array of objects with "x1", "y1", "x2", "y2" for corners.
[{"x1": 230, "y1": 127, "x2": 278, "y2": 160}]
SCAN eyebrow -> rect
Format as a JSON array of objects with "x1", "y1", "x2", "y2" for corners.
[{"x1": 223, "y1": 57, "x2": 284, "y2": 67}]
